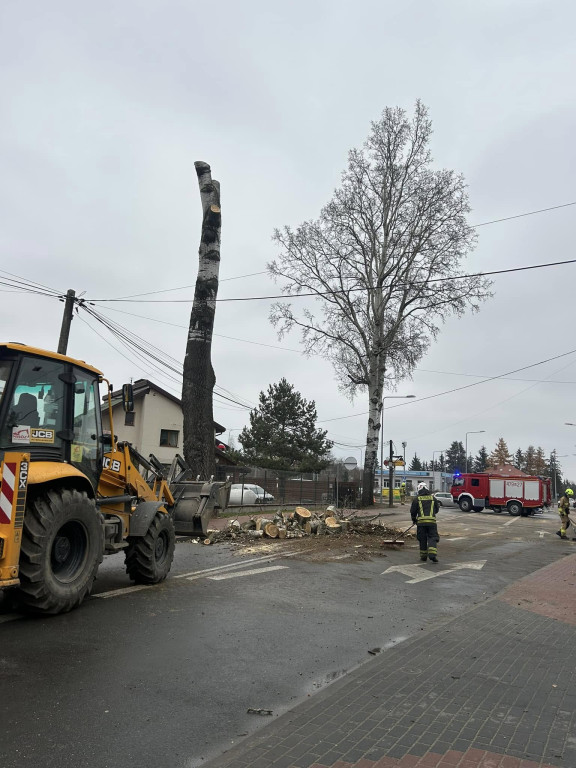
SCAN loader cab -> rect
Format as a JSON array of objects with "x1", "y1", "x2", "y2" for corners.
[{"x1": 0, "y1": 345, "x2": 104, "y2": 490}]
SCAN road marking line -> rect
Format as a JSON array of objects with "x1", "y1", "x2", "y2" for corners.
[
  {"x1": 382, "y1": 560, "x2": 486, "y2": 584},
  {"x1": 180, "y1": 550, "x2": 302, "y2": 581},
  {"x1": 94, "y1": 584, "x2": 152, "y2": 599},
  {"x1": 478, "y1": 531, "x2": 496, "y2": 536},
  {"x1": 93, "y1": 551, "x2": 305, "y2": 599},
  {"x1": 207, "y1": 565, "x2": 289, "y2": 581},
  {"x1": 504, "y1": 516, "x2": 519, "y2": 526},
  {"x1": 445, "y1": 537, "x2": 466, "y2": 541},
  {"x1": 176, "y1": 554, "x2": 279, "y2": 579}
]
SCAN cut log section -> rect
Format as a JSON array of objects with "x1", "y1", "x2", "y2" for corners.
[
  {"x1": 325, "y1": 516, "x2": 342, "y2": 533},
  {"x1": 294, "y1": 507, "x2": 312, "y2": 524},
  {"x1": 263, "y1": 523, "x2": 279, "y2": 538}
]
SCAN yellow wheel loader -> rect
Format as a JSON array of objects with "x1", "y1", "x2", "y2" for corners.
[{"x1": 0, "y1": 343, "x2": 230, "y2": 614}]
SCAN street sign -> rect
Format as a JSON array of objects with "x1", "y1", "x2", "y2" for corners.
[{"x1": 343, "y1": 456, "x2": 357, "y2": 471}]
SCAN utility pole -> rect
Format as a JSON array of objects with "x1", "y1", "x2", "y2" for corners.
[
  {"x1": 388, "y1": 439, "x2": 394, "y2": 508},
  {"x1": 57, "y1": 289, "x2": 76, "y2": 355}
]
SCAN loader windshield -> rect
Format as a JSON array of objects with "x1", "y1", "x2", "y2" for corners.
[{"x1": 0, "y1": 356, "x2": 65, "y2": 450}]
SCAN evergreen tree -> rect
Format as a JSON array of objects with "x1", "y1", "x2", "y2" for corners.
[
  {"x1": 445, "y1": 441, "x2": 466, "y2": 474},
  {"x1": 409, "y1": 453, "x2": 423, "y2": 471},
  {"x1": 513, "y1": 448, "x2": 524, "y2": 471},
  {"x1": 473, "y1": 445, "x2": 489, "y2": 472},
  {"x1": 239, "y1": 379, "x2": 333, "y2": 471},
  {"x1": 524, "y1": 445, "x2": 536, "y2": 475},
  {"x1": 429, "y1": 453, "x2": 446, "y2": 472},
  {"x1": 548, "y1": 451, "x2": 563, "y2": 494},
  {"x1": 533, "y1": 446, "x2": 547, "y2": 476},
  {"x1": 488, "y1": 438, "x2": 512, "y2": 467}
]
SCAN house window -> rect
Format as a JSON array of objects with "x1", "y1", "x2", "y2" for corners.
[
  {"x1": 471, "y1": 478, "x2": 480, "y2": 486},
  {"x1": 160, "y1": 429, "x2": 179, "y2": 447},
  {"x1": 125, "y1": 411, "x2": 135, "y2": 426}
]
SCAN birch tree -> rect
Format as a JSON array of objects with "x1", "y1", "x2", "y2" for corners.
[
  {"x1": 269, "y1": 102, "x2": 492, "y2": 504},
  {"x1": 182, "y1": 161, "x2": 221, "y2": 477}
]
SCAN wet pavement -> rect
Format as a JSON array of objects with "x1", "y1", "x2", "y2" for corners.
[{"x1": 202, "y1": 551, "x2": 576, "y2": 768}]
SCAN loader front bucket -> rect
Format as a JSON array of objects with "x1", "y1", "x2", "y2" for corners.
[{"x1": 171, "y1": 480, "x2": 231, "y2": 537}]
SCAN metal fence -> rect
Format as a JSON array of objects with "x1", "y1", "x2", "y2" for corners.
[{"x1": 214, "y1": 464, "x2": 361, "y2": 508}]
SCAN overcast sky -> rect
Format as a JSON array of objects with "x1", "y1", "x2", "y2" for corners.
[{"x1": 1, "y1": 0, "x2": 575, "y2": 477}]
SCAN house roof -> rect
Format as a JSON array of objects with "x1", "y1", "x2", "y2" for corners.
[
  {"x1": 103, "y1": 378, "x2": 226, "y2": 434},
  {"x1": 485, "y1": 463, "x2": 529, "y2": 477}
]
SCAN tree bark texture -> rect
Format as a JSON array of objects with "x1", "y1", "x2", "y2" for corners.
[{"x1": 182, "y1": 161, "x2": 221, "y2": 478}]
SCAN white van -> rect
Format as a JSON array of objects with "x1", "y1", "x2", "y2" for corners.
[{"x1": 228, "y1": 484, "x2": 275, "y2": 505}]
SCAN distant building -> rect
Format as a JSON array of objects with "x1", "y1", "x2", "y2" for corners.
[{"x1": 376, "y1": 468, "x2": 453, "y2": 493}]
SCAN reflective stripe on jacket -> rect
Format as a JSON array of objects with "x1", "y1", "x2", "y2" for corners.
[{"x1": 417, "y1": 495, "x2": 436, "y2": 523}]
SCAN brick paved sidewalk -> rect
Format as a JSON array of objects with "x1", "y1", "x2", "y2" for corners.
[{"x1": 203, "y1": 554, "x2": 576, "y2": 768}]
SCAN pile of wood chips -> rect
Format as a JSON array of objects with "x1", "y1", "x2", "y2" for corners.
[{"x1": 202, "y1": 506, "x2": 407, "y2": 545}]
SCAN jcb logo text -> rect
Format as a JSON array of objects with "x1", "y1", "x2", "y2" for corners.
[{"x1": 103, "y1": 457, "x2": 121, "y2": 472}]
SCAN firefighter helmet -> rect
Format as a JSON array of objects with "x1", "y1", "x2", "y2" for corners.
[
  {"x1": 417, "y1": 482, "x2": 429, "y2": 492},
  {"x1": 566, "y1": 488, "x2": 574, "y2": 496}
]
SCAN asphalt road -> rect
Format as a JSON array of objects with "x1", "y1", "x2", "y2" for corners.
[{"x1": 0, "y1": 504, "x2": 571, "y2": 768}]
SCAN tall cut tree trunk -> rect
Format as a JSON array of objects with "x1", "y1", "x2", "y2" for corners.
[{"x1": 182, "y1": 161, "x2": 221, "y2": 478}]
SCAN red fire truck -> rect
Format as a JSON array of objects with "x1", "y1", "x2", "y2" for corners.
[{"x1": 451, "y1": 472, "x2": 552, "y2": 516}]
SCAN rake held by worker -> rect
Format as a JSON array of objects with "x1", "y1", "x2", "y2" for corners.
[{"x1": 381, "y1": 522, "x2": 415, "y2": 547}]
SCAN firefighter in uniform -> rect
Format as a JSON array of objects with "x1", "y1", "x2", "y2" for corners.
[
  {"x1": 410, "y1": 482, "x2": 440, "y2": 562},
  {"x1": 556, "y1": 488, "x2": 574, "y2": 540}
]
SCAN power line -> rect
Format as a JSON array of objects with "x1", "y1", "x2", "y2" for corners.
[
  {"x1": 89, "y1": 301, "x2": 576, "y2": 385},
  {"x1": 0, "y1": 269, "x2": 61, "y2": 296},
  {"x1": 319, "y1": 345, "x2": 576, "y2": 423},
  {"x1": 78, "y1": 303, "x2": 253, "y2": 412},
  {"x1": 472, "y1": 201, "x2": 576, "y2": 228},
  {"x1": 86, "y1": 258, "x2": 576, "y2": 304},
  {"x1": 407, "y1": 356, "x2": 576, "y2": 442},
  {"x1": 80, "y1": 200, "x2": 576, "y2": 303},
  {"x1": 101, "y1": 271, "x2": 270, "y2": 301}
]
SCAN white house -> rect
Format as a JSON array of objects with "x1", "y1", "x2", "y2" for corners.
[{"x1": 101, "y1": 379, "x2": 230, "y2": 466}]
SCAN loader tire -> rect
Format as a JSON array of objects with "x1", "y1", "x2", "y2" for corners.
[
  {"x1": 17, "y1": 488, "x2": 104, "y2": 614},
  {"x1": 125, "y1": 512, "x2": 175, "y2": 584}
]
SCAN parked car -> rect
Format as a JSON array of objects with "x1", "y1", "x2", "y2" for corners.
[
  {"x1": 229, "y1": 484, "x2": 275, "y2": 505},
  {"x1": 434, "y1": 491, "x2": 457, "y2": 507}
]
